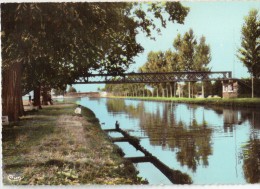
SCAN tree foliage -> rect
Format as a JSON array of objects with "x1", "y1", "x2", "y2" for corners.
[
  {"x1": 173, "y1": 29, "x2": 211, "y2": 71},
  {"x1": 1, "y1": 2, "x2": 189, "y2": 120},
  {"x1": 237, "y1": 9, "x2": 260, "y2": 78},
  {"x1": 67, "y1": 86, "x2": 77, "y2": 93},
  {"x1": 107, "y1": 29, "x2": 211, "y2": 98},
  {"x1": 2, "y1": 2, "x2": 189, "y2": 91},
  {"x1": 141, "y1": 29, "x2": 211, "y2": 73}
]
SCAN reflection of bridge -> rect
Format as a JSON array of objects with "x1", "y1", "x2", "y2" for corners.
[{"x1": 74, "y1": 71, "x2": 232, "y2": 84}]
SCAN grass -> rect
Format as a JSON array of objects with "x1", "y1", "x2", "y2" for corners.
[
  {"x1": 2, "y1": 103, "x2": 146, "y2": 185},
  {"x1": 108, "y1": 96, "x2": 260, "y2": 108}
]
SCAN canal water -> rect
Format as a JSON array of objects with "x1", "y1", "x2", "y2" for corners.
[{"x1": 77, "y1": 97, "x2": 260, "y2": 185}]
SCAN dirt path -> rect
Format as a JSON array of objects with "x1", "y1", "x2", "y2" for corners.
[{"x1": 2, "y1": 103, "x2": 144, "y2": 185}]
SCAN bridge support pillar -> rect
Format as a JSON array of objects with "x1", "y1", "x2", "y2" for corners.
[{"x1": 222, "y1": 80, "x2": 238, "y2": 98}]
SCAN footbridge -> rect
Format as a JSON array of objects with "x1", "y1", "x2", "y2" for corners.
[
  {"x1": 74, "y1": 71, "x2": 238, "y2": 98},
  {"x1": 74, "y1": 71, "x2": 233, "y2": 84}
]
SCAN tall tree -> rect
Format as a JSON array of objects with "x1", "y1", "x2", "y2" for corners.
[
  {"x1": 174, "y1": 29, "x2": 197, "y2": 71},
  {"x1": 173, "y1": 29, "x2": 211, "y2": 97},
  {"x1": 174, "y1": 29, "x2": 197, "y2": 98},
  {"x1": 2, "y1": 2, "x2": 189, "y2": 121},
  {"x1": 237, "y1": 9, "x2": 260, "y2": 98},
  {"x1": 173, "y1": 30, "x2": 211, "y2": 72},
  {"x1": 194, "y1": 36, "x2": 211, "y2": 71}
]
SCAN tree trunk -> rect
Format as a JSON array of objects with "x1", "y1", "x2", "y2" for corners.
[
  {"x1": 170, "y1": 84, "x2": 172, "y2": 98},
  {"x1": 42, "y1": 86, "x2": 49, "y2": 105},
  {"x1": 252, "y1": 75, "x2": 254, "y2": 98},
  {"x1": 166, "y1": 85, "x2": 169, "y2": 98},
  {"x1": 202, "y1": 82, "x2": 205, "y2": 98},
  {"x1": 178, "y1": 83, "x2": 181, "y2": 98},
  {"x1": 174, "y1": 82, "x2": 176, "y2": 97},
  {"x1": 33, "y1": 84, "x2": 42, "y2": 109},
  {"x1": 162, "y1": 88, "x2": 165, "y2": 97},
  {"x1": 188, "y1": 82, "x2": 191, "y2": 98},
  {"x1": 191, "y1": 83, "x2": 194, "y2": 98},
  {"x1": 2, "y1": 62, "x2": 24, "y2": 121}
]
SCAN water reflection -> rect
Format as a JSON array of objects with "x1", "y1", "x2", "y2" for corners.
[
  {"x1": 242, "y1": 138, "x2": 260, "y2": 183},
  {"x1": 106, "y1": 99, "x2": 213, "y2": 173},
  {"x1": 80, "y1": 97, "x2": 260, "y2": 184}
]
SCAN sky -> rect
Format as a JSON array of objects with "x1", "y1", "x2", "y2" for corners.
[{"x1": 73, "y1": 1, "x2": 260, "y2": 92}]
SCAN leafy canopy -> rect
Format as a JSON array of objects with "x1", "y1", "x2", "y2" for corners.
[
  {"x1": 1, "y1": 2, "x2": 190, "y2": 92},
  {"x1": 237, "y1": 9, "x2": 260, "y2": 78}
]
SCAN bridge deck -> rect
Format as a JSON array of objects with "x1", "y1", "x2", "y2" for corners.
[{"x1": 74, "y1": 71, "x2": 232, "y2": 84}]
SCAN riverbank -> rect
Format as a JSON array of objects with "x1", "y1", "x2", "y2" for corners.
[
  {"x1": 2, "y1": 103, "x2": 146, "y2": 185},
  {"x1": 108, "y1": 96, "x2": 260, "y2": 108}
]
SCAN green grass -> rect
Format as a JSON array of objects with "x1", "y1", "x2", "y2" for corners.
[
  {"x1": 109, "y1": 96, "x2": 260, "y2": 108},
  {"x1": 2, "y1": 103, "x2": 145, "y2": 185}
]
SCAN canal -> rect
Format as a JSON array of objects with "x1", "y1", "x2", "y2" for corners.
[{"x1": 77, "y1": 97, "x2": 260, "y2": 184}]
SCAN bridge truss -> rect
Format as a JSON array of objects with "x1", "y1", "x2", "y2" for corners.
[{"x1": 74, "y1": 71, "x2": 232, "y2": 84}]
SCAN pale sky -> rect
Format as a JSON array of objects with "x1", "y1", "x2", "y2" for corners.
[{"x1": 72, "y1": 1, "x2": 260, "y2": 92}]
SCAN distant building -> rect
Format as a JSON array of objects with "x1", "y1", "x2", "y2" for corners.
[{"x1": 222, "y1": 80, "x2": 238, "y2": 98}]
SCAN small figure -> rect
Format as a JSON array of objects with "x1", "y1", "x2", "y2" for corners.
[
  {"x1": 28, "y1": 95, "x2": 32, "y2": 106},
  {"x1": 115, "y1": 121, "x2": 120, "y2": 129},
  {"x1": 75, "y1": 105, "x2": 82, "y2": 115}
]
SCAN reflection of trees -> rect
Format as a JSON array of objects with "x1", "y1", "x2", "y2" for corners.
[
  {"x1": 139, "y1": 107, "x2": 212, "y2": 172},
  {"x1": 222, "y1": 109, "x2": 239, "y2": 133},
  {"x1": 205, "y1": 106, "x2": 223, "y2": 115},
  {"x1": 206, "y1": 106, "x2": 260, "y2": 133},
  {"x1": 242, "y1": 138, "x2": 260, "y2": 183},
  {"x1": 106, "y1": 99, "x2": 144, "y2": 118},
  {"x1": 106, "y1": 99, "x2": 213, "y2": 172},
  {"x1": 240, "y1": 110, "x2": 260, "y2": 130},
  {"x1": 106, "y1": 98, "x2": 126, "y2": 115},
  {"x1": 241, "y1": 109, "x2": 260, "y2": 183}
]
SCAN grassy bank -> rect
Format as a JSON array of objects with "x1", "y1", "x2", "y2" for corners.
[
  {"x1": 108, "y1": 96, "x2": 260, "y2": 108},
  {"x1": 2, "y1": 103, "x2": 146, "y2": 185}
]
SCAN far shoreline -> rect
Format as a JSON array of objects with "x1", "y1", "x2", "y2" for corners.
[{"x1": 105, "y1": 96, "x2": 260, "y2": 109}]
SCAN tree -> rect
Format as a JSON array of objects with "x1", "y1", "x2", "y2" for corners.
[
  {"x1": 237, "y1": 9, "x2": 260, "y2": 98},
  {"x1": 53, "y1": 89, "x2": 65, "y2": 96},
  {"x1": 174, "y1": 29, "x2": 197, "y2": 71},
  {"x1": 68, "y1": 86, "x2": 77, "y2": 93},
  {"x1": 173, "y1": 29, "x2": 211, "y2": 98},
  {"x1": 194, "y1": 36, "x2": 211, "y2": 71},
  {"x1": 1, "y1": 2, "x2": 189, "y2": 121},
  {"x1": 137, "y1": 29, "x2": 211, "y2": 98},
  {"x1": 173, "y1": 29, "x2": 211, "y2": 72}
]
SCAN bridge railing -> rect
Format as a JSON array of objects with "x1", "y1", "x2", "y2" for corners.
[{"x1": 74, "y1": 71, "x2": 232, "y2": 84}]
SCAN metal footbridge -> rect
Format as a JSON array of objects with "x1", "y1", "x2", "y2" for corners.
[{"x1": 74, "y1": 71, "x2": 232, "y2": 84}]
